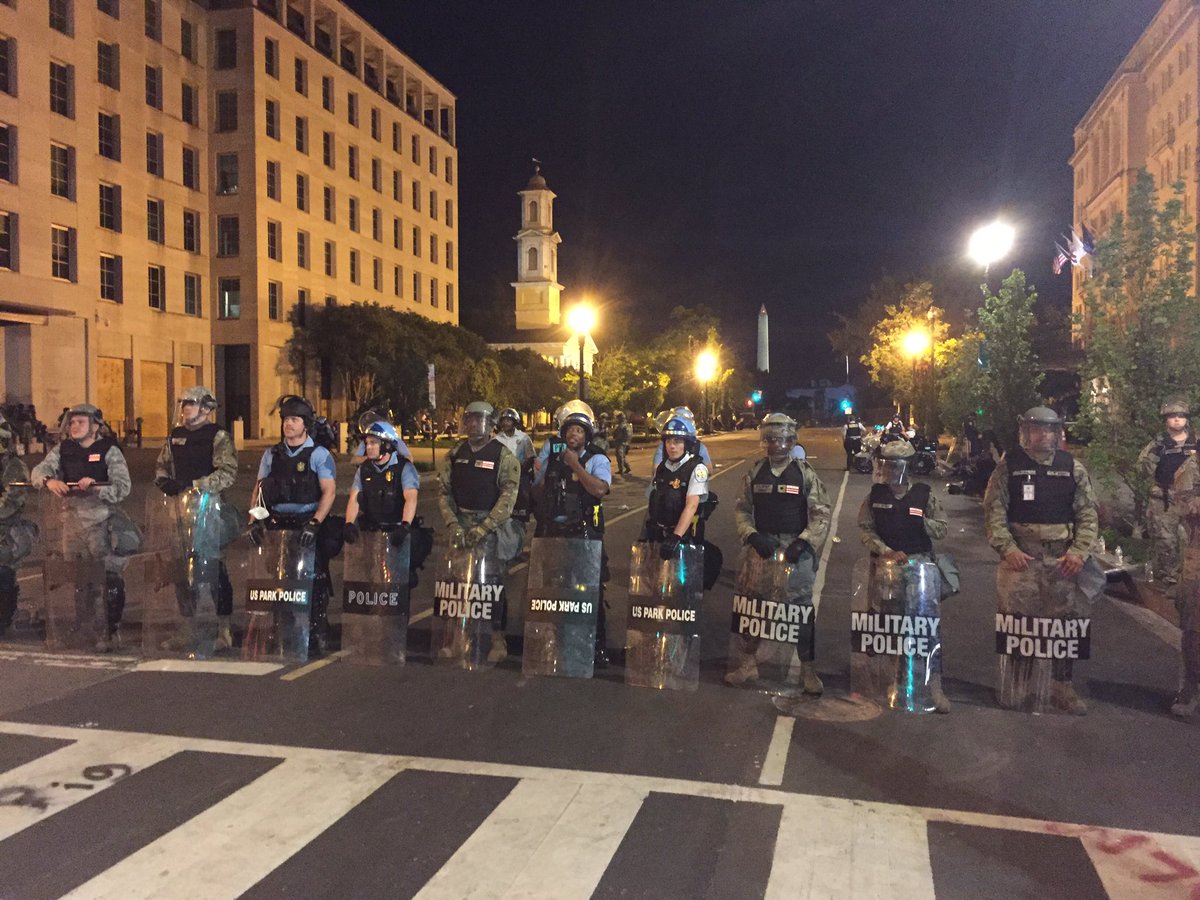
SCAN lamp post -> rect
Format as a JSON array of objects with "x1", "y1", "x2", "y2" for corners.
[
  {"x1": 695, "y1": 349, "x2": 718, "y2": 434},
  {"x1": 901, "y1": 327, "x2": 931, "y2": 428},
  {"x1": 968, "y1": 220, "x2": 1016, "y2": 277},
  {"x1": 566, "y1": 303, "x2": 596, "y2": 401}
]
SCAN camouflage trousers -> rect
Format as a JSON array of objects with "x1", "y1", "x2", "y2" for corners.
[
  {"x1": 1176, "y1": 526, "x2": 1200, "y2": 689},
  {"x1": 1147, "y1": 493, "x2": 1184, "y2": 584}
]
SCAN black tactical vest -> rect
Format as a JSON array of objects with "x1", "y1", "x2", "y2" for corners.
[
  {"x1": 751, "y1": 459, "x2": 809, "y2": 535},
  {"x1": 449, "y1": 439, "x2": 503, "y2": 512},
  {"x1": 650, "y1": 454, "x2": 702, "y2": 537},
  {"x1": 1006, "y1": 447, "x2": 1076, "y2": 524},
  {"x1": 1155, "y1": 433, "x2": 1196, "y2": 490},
  {"x1": 168, "y1": 423, "x2": 219, "y2": 484},
  {"x1": 260, "y1": 443, "x2": 320, "y2": 508},
  {"x1": 60, "y1": 437, "x2": 116, "y2": 483},
  {"x1": 845, "y1": 424, "x2": 862, "y2": 439},
  {"x1": 358, "y1": 457, "x2": 410, "y2": 528},
  {"x1": 538, "y1": 443, "x2": 605, "y2": 538},
  {"x1": 869, "y1": 482, "x2": 933, "y2": 554}
]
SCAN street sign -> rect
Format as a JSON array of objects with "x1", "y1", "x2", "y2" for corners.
[{"x1": 427, "y1": 363, "x2": 436, "y2": 410}]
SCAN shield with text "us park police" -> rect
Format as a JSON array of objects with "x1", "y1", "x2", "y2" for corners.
[
  {"x1": 523, "y1": 536, "x2": 602, "y2": 679},
  {"x1": 240, "y1": 528, "x2": 315, "y2": 663},
  {"x1": 625, "y1": 541, "x2": 703, "y2": 691}
]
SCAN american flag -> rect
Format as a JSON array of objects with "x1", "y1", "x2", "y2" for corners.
[{"x1": 1053, "y1": 243, "x2": 1069, "y2": 275}]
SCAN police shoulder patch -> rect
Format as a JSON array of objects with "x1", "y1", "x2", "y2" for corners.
[{"x1": 694, "y1": 465, "x2": 708, "y2": 482}]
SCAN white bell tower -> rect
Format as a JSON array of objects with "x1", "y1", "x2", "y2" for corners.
[{"x1": 512, "y1": 163, "x2": 564, "y2": 330}]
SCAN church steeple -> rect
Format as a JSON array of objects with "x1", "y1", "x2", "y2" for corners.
[{"x1": 512, "y1": 161, "x2": 564, "y2": 330}]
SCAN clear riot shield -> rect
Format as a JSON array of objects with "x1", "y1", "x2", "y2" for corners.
[
  {"x1": 849, "y1": 558, "x2": 943, "y2": 713},
  {"x1": 341, "y1": 530, "x2": 410, "y2": 665},
  {"x1": 240, "y1": 528, "x2": 315, "y2": 662},
  {"x1": 431, "y1": 535, "x2": 504, "y2": 669},
  {"x1": 39, "y1": 498, "x2": 109, "y2": 652},
  {"x1": 140, "y1": 490, "x2": 224, "y2": 658},
  {"x1": 625, "y1": 542, "x2": 703, "y2": 691},
  {"x1": 726, "y1": 552, "x2": 816, "y2": 692},
  {"x1": 522, "y1": 536, "x2": 602, "y2": 679}
]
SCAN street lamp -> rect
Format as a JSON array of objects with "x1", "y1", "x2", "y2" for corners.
[
  {"x1": 566, "y1": 303, "x2": 596, "y2": 401},
  {"x1": 968, "y1": 220, "x2": 1016, "y2": 275},
  {"x1": 695, "y1": 349, "x2": 718, "y2": 433},
  {"x1": 901, "y1": 328, "x2": 930, "y2": 427}
]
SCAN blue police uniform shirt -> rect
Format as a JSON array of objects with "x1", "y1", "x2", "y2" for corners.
[
  {"x1": 354, "y1": 436, "x2": 413, "y2": 461},
  {"x1": 351, "y1": 451, "x2": 420, "y2": 492},
  {"x1": 256, "y1": 436, "x2": 336, "y2": 515},
  {"x1": 534, "y1": 439, "x2": 612, "y2": 486}
]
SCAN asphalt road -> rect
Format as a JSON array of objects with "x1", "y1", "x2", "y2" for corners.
[{"x1": 0, "y1": 428, "x2": 1196, "y2": 898}]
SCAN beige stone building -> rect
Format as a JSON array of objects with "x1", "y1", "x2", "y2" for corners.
[
  {"x1": 1071, "y1": 0, "x2": 1198, "y2": 326},
  {"x1": 0, "y1": 0, "x2": 457, "y2": 440}
]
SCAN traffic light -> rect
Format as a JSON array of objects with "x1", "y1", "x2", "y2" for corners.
[
  {"x1": 751, "y1": 389, "x2": 763, "y2": 404},
  {"x1": 840, "y1": 399, "x2": 853, "y2": 413}
]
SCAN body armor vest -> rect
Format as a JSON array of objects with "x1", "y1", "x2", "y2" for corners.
[
  {"x1": 1006, "y1": 447, "x2": 1076, "y2": 525},
  {"x1": 60, "y1": 437, "x2": 116, "y2": 483},
  {"x1": 751, "y1": 459, "x2": 809, "y2": 535},
  {"x1": 650, "y1": 454, "x2": 702, "y2": 539},
  {"x1": 358, "y1": 457, "x2": 410, "y2": 528},
  {"x1": 168, "y1": 423, "x2": 219, "y2": 484},
  {"x1": 869, "y1": 482, "x2": 933, "y2": 554},
  {"x1": 538, "y1": 443, "x2": 605, "y2": 538},
  {"x1": 1154, "y1": 433, "x2": 1196, "y2": 491},
  {"x1": 260, "y1": 443, "x2": 320, "y2": 508},
  {"x1": 449, "y1": 440, "x2": 503, "y2": 512},
  {"x1": 845, "y1": 424, "x2": 862, "y2": 439}
]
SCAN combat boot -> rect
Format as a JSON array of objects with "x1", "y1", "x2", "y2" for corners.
[
  {"x1": 725, "y1": 655, "x2": 759, "y2": 686},
  {"x1": 487, "y1": 630, "x2": 508, "y2": 663},
  {"x1": 96, "y1": 624, "x2": 121, "y2": 653},
  {"x1": 928, "y1": 674, "x2": 952, "y2": 714},
  {"x1": 160, "y1": 618, "x2": 194, "y2": 652},
  {"x1": 1170, "y1": 684, "x2": 1198, "y2": 717},
  {"x1": 799, "y1": 660, "x2": 824, "y2": 696},
  {"x1": 1051, "y1": 681, "x2": 1088, "y2": 716},
  {"x1": 214, "y1": 616, "x2": 233, "y2": 651}
]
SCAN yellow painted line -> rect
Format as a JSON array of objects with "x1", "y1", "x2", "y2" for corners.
[{"x1": 279, "y1": 649, "x2": 350, "y2": 681}]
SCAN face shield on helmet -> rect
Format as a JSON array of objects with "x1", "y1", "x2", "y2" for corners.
[
  {"x1": 555, "y1": 400, "x2": 596, "y2": 443},
  {"x1": 661, "y1": 415, "x2": 697, "y2": 458},
  {"x1": 760, "y1": 412, "x2": 798, "y2": 461},
  {"x1": 1018, "y1": 406, "x2": 1063, "y2": 454},
  {"x1": 177, "y1": 385, "x2": 217, "y2": 426},
  {"x1": 497, "y1": 407, "x2": 521, "y2": 432},
  {"x1": 357, "y1": 409, "x2": 385, "y2": 435},
  {"x1": 874, "y1": 440, "x2": 915, "y2": 487},
  {"x1": 362, "y1": 420, "x2": 399, "y2": 458},
  {"x1": 461, "y1": 401, "x2": 496, "y2": 442}
]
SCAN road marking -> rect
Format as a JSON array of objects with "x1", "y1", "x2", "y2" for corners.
[
  {"x1": 136, "y1": 659, "x2": 283, "y2": 676},
  {"x1": 0, "y1": 648, "x2": 136, "y2": 670},
  {"x1": 1108, "y1": 595, "x2": 1179, "y2": 647},
  {"x1": 279, "y1": 649, "x2": 350, "y2": 681},
  {"x1": 63, "y1": 753, "x2": 400, "y2": 900},
  {"x1": 811, "y1": 469, "x2": 849, "y2": 614},
  {"x1": 410, "y1": 607, "x2": 432, "y2": 624},
  {"x1": 758, "y1": 715, "x2": 795, "y2": 787}
]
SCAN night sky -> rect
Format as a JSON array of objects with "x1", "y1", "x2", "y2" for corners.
[{"x1": 349, "y1": 0, "x2": 1164, "y2": 381}]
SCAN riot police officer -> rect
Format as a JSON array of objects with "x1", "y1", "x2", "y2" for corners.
[
  {"x1": 645, "y1": 415, "x2": 709, "y2": 554},
  {"x1": 731, "y1": 412, "x2": 830, "y2": 690},
  {"x1": 31, "y1": 403, "x2": 136, "y2": 650},
  {"x1": 843, "y1": 415, "x2": 864, "y2": 471},
  {"x1": 438, "y1": 401, "x2": 522, "y2": 662},
  {"x1": 0, "y1": 415, "x2": 34, "y2": 636},
  {"x1": 154, "y1": 386, "x2": 238, "y2": 650},
  {"x1": 652, "y1": 407, "x2": 713, "y2": 467},
  {"x1": 350, "y1": 407, "x2": 412, "y2": 466},
  {"x1": 1137, "y1": 396, "x2": 1195, "y2": 585},
  {"x1": 984, "y1": 406, "x2": 1099, "y2": 715},
  {"x1": 249, "y1": 395, "x2": 337, "y2": 656},
  {"x1": 345, "y1": 420, "x2": 419, "y2": 547},
  {"x1": 494, "y1": 408, "x2": 535, "y2": 525},
  {"x1": 533, "y1": 401, "x2": 612, "y2": 664},
  {"x1": 613, "y1": 412, "x2": 633, "y2": 476}
]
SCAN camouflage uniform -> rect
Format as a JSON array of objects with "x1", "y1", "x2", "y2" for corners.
[
  {"x1": 857, "y1": 488, "x2": 948, "y2": 556},
  {"x1": 0, "y1": 452, "x2": 34, "y2": 633},
  {"x1": 1168, "y1": 455, "x2": 1200, "y2": 713},
  {"x1": 1137, "y1": 431, "x2": 1195, "y2": 584},
  {"x1": 437, "y1": 441, "x2": 523, "y2": 560}
]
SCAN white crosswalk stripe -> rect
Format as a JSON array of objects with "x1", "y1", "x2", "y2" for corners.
[{"x1": 0, "y1": 721, "x2": 1198, "y2": 899}]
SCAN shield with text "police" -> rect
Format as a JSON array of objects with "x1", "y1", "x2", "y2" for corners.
[
  {"x1": 240, "y1": 528, "x2": 315, "y2": 663},
  {"x1": 431, "y1": 533, "x2": 504, "y2": 670},
  {"x1": 341, "y1": 529, "x2": 411, "y2": 666},
  {"x1": 523, "y1": 536, "x2": 602, "y2": 679},
  {"x1": 625, "y1": 541, "x2": 703, "y2": 691},
  {"x1": 850, "y1": 558, "x2": 943, "y2": 713},
  {"x1": 726, "y1": 550, "x2": 816, "y2": 694}
]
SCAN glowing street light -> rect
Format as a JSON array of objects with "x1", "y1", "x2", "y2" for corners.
[
  {"x1": 968, "y1": 220, "x2": 1016, "y2": 273},
  {"x1": 567, "y1": 303, "x2": 597, "y2": 400},
  {"x1": 695, "y1": 349, "x2": 719, "y2": 433},
  {"x1": 901, "y1": 328, "x2": 931, "y2": 358}
]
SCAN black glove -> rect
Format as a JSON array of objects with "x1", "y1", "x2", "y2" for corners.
[
  {"x1": 158, "y1": 477, "x2": 184, "y2": 497},
  {"x1": 747, "y1": 532, "x2": 776, "y2": 559},
  {"x1": 247, "y1": 521, "x2": 265, "y2": 547},
  {"x1": 660, "y1": 534, "x2": 683, "y2": 559},
  {"x1": 343, "y1": 521, "x2": 360, "y2": 545},
  {"x1": 389, "y1": 521, "x2": 412, "y2": 547},
  {"x1": 299, "y1": 518, "x2": 320, "y2": 548},
  {"x1": 784, "y1": 538, "x2": 813, "y2": 564}
]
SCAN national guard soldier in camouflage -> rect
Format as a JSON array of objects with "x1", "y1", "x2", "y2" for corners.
[
  {"x1": 1137, "y1": 396, "x2": 1194, "y2": 586},
  {"x1": 612, "y1": 412, "x2": 633, "y2": 476},
  {"x1": 438, "y1": 401, "x2": 522, "y2": 662},
  {"x1": 731, "y1": 412, "x2": 831, "y2": 691},
  {"x1": 0, "y1": 415, "x2": 34, "y2": 636},
  {"x1": 31, "y1": 403, "x2": 138, "y2": 650},
  {"x1": 984, "y1": 406, "x2": 1099, "y2": 715},
  {"x1": 1167, "y1": 454, "x2": 1200, "y2": 716},
  {"x1": 494, "y1": 408, "x2": 536, "y2": 526}
]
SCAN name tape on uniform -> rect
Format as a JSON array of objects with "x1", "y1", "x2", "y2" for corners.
[
  {"x1": 433, "y1": 580, "x2": 504, "y2": 621},
  {"x1": 245, "y1": 578, "x2": 312, "y2": 612},
  {"x1": 342, "y1": 581, "x2": 409, "y2": 617},
  {"x1": 730, "y1": 594, "x2": 815, "y2": 647},
  {"x1": 851, "y1": 611, "x2": 940, "y2": 657},
  {"x1": 995, "y1": 614, "x2": 1091, "y2": 660}
]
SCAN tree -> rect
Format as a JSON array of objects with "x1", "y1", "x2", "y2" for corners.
[
  {"x1": 1078, "y1": 169, "x2": 1199, "y2": 510},
  {"x1": 936, "y1": 330, "x2": 989, "y2": 440},
  {"x1": 588, "y1": 345, "x2": 669, "y2": 416},
  {"x1": 976, "y1": 269, "x2": 1043, "y2": 451}
]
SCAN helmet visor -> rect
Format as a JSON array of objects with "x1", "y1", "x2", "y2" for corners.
[
  {"x1": 873, "y1": 457, "x2": 909, "y2": 486},
  {"x1": 461, "y1": 411, "x2": 492, "y2": 438},
  {"x1": 1019, "y1": 421, "x2": 1062, "y2": 453}
]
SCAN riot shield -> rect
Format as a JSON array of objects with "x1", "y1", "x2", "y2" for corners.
[
  {"x1": 240, "y1": 528, "x2": 315, "y2": 662},
  {"x1": 624, "y1": 541, "x2": 703, "y2": 691},
  {"x1": 726, "y1": 551, "x2": 816, "y2": 692},
  {"x1": 522, "y1": 536, "x2": 602, "y2": 679},
  {"x1": 341, "y1": 530, "x2": 410, "y2": 665},
  {"x1": 140, "y1": 490, "x2": 224, "y2": 658},
  {"x1": 849, "y1": 558, "x2": 943, "y2": 713},
  {"x1": 39, "y1": 498, "x2": 109, "y2": 652},
  {"x1": 431, "y1": 535, "x2": 504, "y2": 669}
]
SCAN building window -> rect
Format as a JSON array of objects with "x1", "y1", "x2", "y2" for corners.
[
  {"x1": 372, "y1": 257, "x2": 381, "y2": 291},
  {"x1": 98, "y1": 112, "x2": 120, "y2": 159},
  {"x1": 215, "y1": 91, "x2": 237, "y2": 131},
  {"x1": 184, "y1": 272, "x2": 200, "y2": 316},
  {"x1": 51, "y1": 225, "x2": 74, "y2": 281},
  {"x1": 182, "y1": 209, "x2": 200, "y2": 252},
  {"x1": 445, "y1": 200, "x2": 453, "y2": 227},
  {"x1": 296, "y1": 172, "x2": 308, "y2": 211},
  {"x1": 294, "y1": 57, "x2": 307, "y2": 95},
  {"x1": 297, "y1": 229, "x2": 309, "y2": 268},
  {"x1": 97, "y1": 42, "x2": 120, "y2": 90},
  {"x1": 182, "y1": 82, "x2": 198, "y2": 125},
  {"x1": 216, "y1": 153, "x2": 238, "y2": 194},
  {"x1": 268, "y1": 280, "x2": 281, "y2": 319},
  {"x1": 430, "y1": 190, "x2": 438, "y2": 220},
  {"x1": 321, "y1": 75, "x2": 333, "y2": 112},
  {"x1": 0, "y1": 212, "x2": 14, "y2": 270},
  {"x1": 393, "y1": 265, "x2": 401, "y2": 297},
  {"x1": 217, "y1": 215, "x2": 239, "y2": 256},
  {"x1": 182, "y1": 145, "x2": 199, "y2": 189},
  {"x1": 145, "y1": 65, "x2": 162, "y2": 109},
  {"x1": 146, "y1": 198, "x2": 164, "y2": 243},
  {"x1": 267, "y1": 220, "x2": 281, "y2": 261},
  {"x1": 412, "y1": 226, "x2": 421, "y2": 256},
  {"x1": 349, "y1": 249, "x2": 359, "y2": 284},
  {"x1": 295, "y1": 115, "x2": 308, "y2": 153},
  {"x1": 265, "y1": 98, "x2": 279, "y2": 139},
  {"x1": 527, "y1": 200, "x2": 538, "y2": 224},
  {"x1": 445, "y1": 157, "x2": 453, "y2": 185},
  {"x1": 0, "y1": 124, "x2": 11, "y2": 184},
  {"x1": 430, "y1": 234, "x2": 439, "y2": 264},
  {"x1": 323, "y1": 185, "x2": 334, "y2": 222},
  {"x1": 411, "y1": 134, "x2": 419, "y2": 164},
  {"x1": 446, "y1": 241, "x2": 453, "y2": 268},
  {"x1": 323, "y1": 240, "x2": 334, "y2": 276},
  {"x1": 392, "y1": 171, "x2": 400, "y2": 202},
  {"x1": 527, "y1": 247, "x2": 538, "y2": 271},
  {"x1": 50, "y1": 143, "x2": 74, "y2": 199},
  {"x1": 322, "y1": 131, "x2": 334, "y2": 168},
  {"x1": 0, "y1": 38, "x2": 14, "y2": 97},
  {"x1": 100, "y1": 254, "x2": 122, "y2": 302},
  {"x1": 392, "y1": 122, "x2": 401, "y2": 153},
  {"x1": 145, "y1": 131, "x2": 163, "y2": 176},
  {"x1": 371, "y1": 107, "x2": 381, "y2": 141},
  {"x1": 50, "y1": 0, "x2": 73, "y2": 36},
  {"x1": 50, "y1": 62, "x2": 74, "y2": 118},
  {"x1": 372, "y1": 208, "x2": 381, "y2": 241},
  {"x1": 144, "y1": 0, "x2": 161, "y2": 40},
  {"x1": 428, "y1": 146, "x2": 437, "y2": 175},
  {"x1": 266, "y1": 160, "x2": 280, "y2": 200},
  {"x1": 431, "y1": 277, "x2": 438, "y2": 308},
  {"x1": 215, "y1": 29, "x2": 237, "y2": 69},
  {"x1": 412, "y1": 181, "x2": 420, "y2": 212},
  {"x1": 98, "y1": 0, "x2": 119, "y2": 19},
  {"x1": 180, "y1": 19, "x2": 196, "y2": 62},
  {"x1": 446, "y1": 283, "x2": 454, "y2": 312},
  {"x1": 98, "y1": 183, "x2": 121, "y2": 230},
  {"x1": 348, "y1": 145, "x2": 358, "y2": 180},
  {"x1": 147, "y1": 264, "x2": 165, "y2": 310},
  {"x1": 348, "y1": 197, "x2": 359, "y2": 232},
  {"x1": 392, "y1": 217, "x2": 401, "y2": 250},
  {"x1": 264, "y1": 37, "x2": 278, "y2": 78},
  {"x1": 412, "y1": 272, "x2": 421, "y2": 302},
  {"x1": 297, "y1": 288, "x2": 309, "y2": 324},
  {"x1": 371, "y1": 158, "x2": 382, "y2": 192},
  {"x1": 218, "y1": 277, "x2": 240, "y2": 318},
  {"x1": 347, "y1": 91, "x2": 358, "y2": 126}
]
